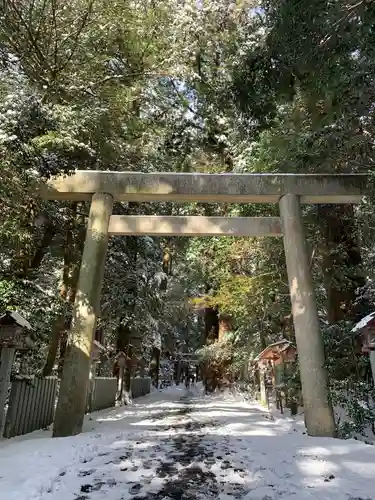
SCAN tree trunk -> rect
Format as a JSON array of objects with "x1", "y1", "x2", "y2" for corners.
[
  {"x1": 17, "y1": 218, "x2": 56, "y2": 278},
  {"x1": 116, "y1": 319, "x2": 132, "y2": 353},
  {"x1": 150, "y1": 346, "x2": 160, "y2": 389},
  {"x1": 218, "y1": 313, "x2": 233, "y2": 341},
  {"x1": 42, "y1": 224, "x2": 72, "y2": 377},
  {"x1": 57, "y1": 204, "x2": 86, "y2": 373},
  {"x1": 43, "y1": 204, "x2": 85, "y2": 377},
  {"x1": 174, "y1": 359, "x2": 181, "y2": 385},
  {"x1": 42, "y1": 315, "x2": 66, "y2": 377},
  {"x1": 124, "y1": 344, "x2": 133, "y2": 401},
  {"x1": 204, "y1": 306, "x2": 219, "y2": 343},
  {"x1": 114, "y1": 319, "x2": 133, "y2": 402},
  {"x1": 317, "y1": 205, "x2": 367, "y2": 324},
  {"x1": 202, "y1": 306, "x2": 219, "y2": 393}
]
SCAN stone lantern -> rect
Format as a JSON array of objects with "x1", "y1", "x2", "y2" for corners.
[
  {"x1": 0, "y1": 311, "x2": 32, "y2": 348},
  {"x1": 0, "y1": 311, "x2": 32, "y2": 432}
]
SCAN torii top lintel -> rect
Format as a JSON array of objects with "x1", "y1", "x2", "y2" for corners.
[{"x1": 38, "y1": 171, "x2": 368, "y2": 204}]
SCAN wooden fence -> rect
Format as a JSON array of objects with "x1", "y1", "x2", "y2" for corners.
[
  {"x1": 89, "y1": 377, "x2": 117, "y2": 412},
  {"x1": 2, "y1": 375, "x2": 152, "y2": 439},
  {"x1": 88, "y1": 376, "x2": 152, "y2": 411},
  {"x1": 131, "y1": 377, "x2": 151, "y2": 398},
  {"x1": 3, "y1": 377, "x2": 57, "y2": 439}
]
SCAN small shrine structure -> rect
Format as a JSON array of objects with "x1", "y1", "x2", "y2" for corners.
[
  {"x1": 352, "y1": 312, "x2": 375, "y2": 386},
  {"x1": 255, "y1": 339, "x2": 297, "y2": 413}
]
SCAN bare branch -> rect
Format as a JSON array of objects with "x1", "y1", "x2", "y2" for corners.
[
  {"x1": 320, "y1": 0, "x2": 368, "y2": 47},
  {"x1": 5, "y1": 0, "x2": 53, "y2": 75}
]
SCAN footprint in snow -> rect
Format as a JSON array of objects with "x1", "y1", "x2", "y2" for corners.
[
  {"x1": 129, "y1": 483, "x2": 142, "y2": 494},
  {"x1": 78, "y1": 469, "x2": 96, "y2": 478}
]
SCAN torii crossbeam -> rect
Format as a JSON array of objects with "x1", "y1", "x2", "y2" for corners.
[{"x1": 40, "y1": 170, "x2": 367, "y2": 203}]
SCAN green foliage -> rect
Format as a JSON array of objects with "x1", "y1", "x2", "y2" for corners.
[{"x1": 331, "y1": 379, "x2": 375, "y2": 440}]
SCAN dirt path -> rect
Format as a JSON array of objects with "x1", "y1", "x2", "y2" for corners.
[
  {"x1": 133, "y1": 391, "x2": 249, "y2": 500},
  {"x1": 70, "y1": 388, "x2": 250, "y2": 500}
]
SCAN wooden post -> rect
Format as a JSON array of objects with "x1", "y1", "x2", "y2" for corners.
[
  {"x1": 87, "y1": 360, "x2": 98, "y2": 413},
  {"x1": 0, "y1": 347, "x2": 15, "y2": 435},
  {"x1": 175, "y1": 359, "x2": 182, "y2": 385},
  {"x1": 116, "y1": 353, "x2": 127, "y2": 405},
  {"x1": 150, "y1": 346, "x2": 160, "y2": 389},
  {"x1": 280, "y1": 194, "x2": 336, "y2": 437},
  {"x1": 369, "y1": 351, "x2": 375, "y2": 388},
  {"x1": 53, "y1": 193, "x2": 113, "y2": 437},
  {"x1": 259, "y1": 365, "x2": 267, "y2": 406},
  {"x1": 124, "y1": 344, "x2": 133, "y2": 403}
]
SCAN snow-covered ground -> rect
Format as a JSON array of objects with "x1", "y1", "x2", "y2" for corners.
[{"x1": 0, "y1": 384, "x2": 374, "y2": 500}]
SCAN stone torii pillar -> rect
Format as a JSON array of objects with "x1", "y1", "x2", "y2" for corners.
[
  {"x1": 279, "y1": 194, "x2": 336, "y2": 437},
  {"x1": 53, "y1": 193, "x2": 113, "y2": 437}
]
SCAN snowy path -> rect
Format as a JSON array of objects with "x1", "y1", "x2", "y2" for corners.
[{"x1": 1, "y1": 385, "x2": 375, "y2": 500}]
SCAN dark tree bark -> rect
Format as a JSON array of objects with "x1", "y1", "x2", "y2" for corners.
[
  {"x1": 57, "y1": 204, "x2": 86, "y2": 375},
  {"x1": 116, "y1": 318, "x2": 132, "y2": 353},
  {"x1": 201, "y1": 306, "x2": 219, "y2": 393},
  {"x1": 162, "y1": 248, "x2": 173, "y2": 275},
  {"x1": 13, "y1": 217, "x2": 56, "y2": 279},
  {"x1": 42, "y1": 217, "x2": 72, "y2": 377},
  {"x1": 43, "y1": 203, "x2": 86, "y2": 377},
  {"x1": 124, "y1": 344, "x2": 133, "y2": 399},
  {"x1": 27, "y1": 221, "x2": 56, "y2": 275},
  {"x1": 174, "y1": 359, "x2": 182, "y2": 385},
  {"x1": 318, "y1": 205, "x2": 368, "y2": 324},
  {"x1": 113, "y1": 319, "x2": 133, "y2": 403},
  {"x1": 204, "y1": 306, "x2": 219, "y2": 343},
  {"x1": 43, "y1": 315, "x2": 67, "y2": 377},
  {"x1": 150, "y1": 346, "x2": 160, "y2": 388}
]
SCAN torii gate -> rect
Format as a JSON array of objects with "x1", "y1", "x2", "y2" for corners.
[{"x1": 38, "y1": 171, "x2": 368, "y2": 438}]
